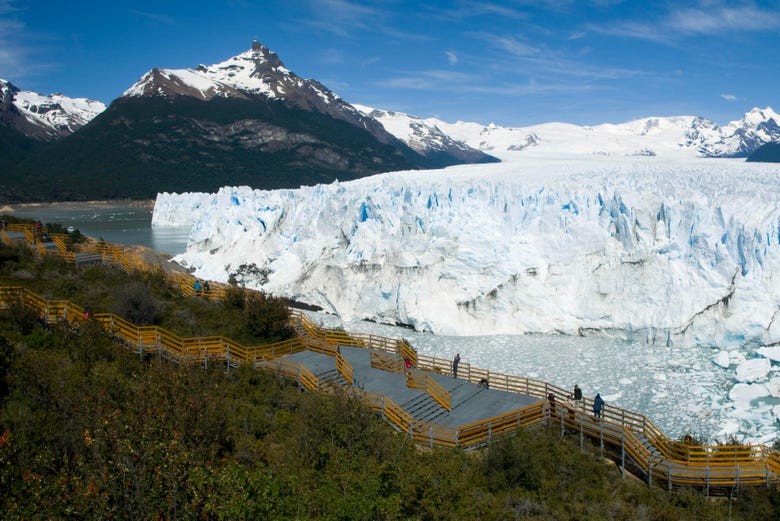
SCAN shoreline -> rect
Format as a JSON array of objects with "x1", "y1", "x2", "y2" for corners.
[{"x1": 1, "y1": 199, "x2": 156, "y2": 213}]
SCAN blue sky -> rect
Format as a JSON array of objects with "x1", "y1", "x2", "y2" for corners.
[{"x1": 1, "y1": 0, "x2": 779, "y2": 126}]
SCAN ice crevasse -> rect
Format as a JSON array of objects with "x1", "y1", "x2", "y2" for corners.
[{"x1": 153, "y1": 157, "x2": 780, "y2": 349}]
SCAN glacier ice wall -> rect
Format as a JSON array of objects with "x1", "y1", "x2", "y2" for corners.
[{"x1": 154, "y1": 157, "x2": 780, "y2": 347}]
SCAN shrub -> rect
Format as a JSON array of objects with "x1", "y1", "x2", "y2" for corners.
[
  {"x1": 243, "y1": 291, "x2": 293, "y2": 342},
  {"x1": 112, "y1": 280, "x2": 164, "y2": 326}
]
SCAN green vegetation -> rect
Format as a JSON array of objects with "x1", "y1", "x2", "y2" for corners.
[
  {"x1": 0, "y1": 96, "x2": 418, "y2": 203},
  {"x1": 1, "y1": 245, "x2": 779, "y2": 519}
]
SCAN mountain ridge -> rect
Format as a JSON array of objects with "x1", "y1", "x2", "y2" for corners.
[{"x1": 2, "y1": 41, "x2": 780, "y2": 203}]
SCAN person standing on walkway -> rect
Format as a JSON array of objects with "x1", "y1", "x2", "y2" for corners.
[
  {"x1": 593, "y1": 393, "x2": 605, "y2": 420},
  {"x1": 573, "y1": 384, "x2": 583, "y2": 410},
  {"x1": 452, "y1": 353, "x2": 460, "y2": 378},
  {"x1": 547, "y1": 393, "x2": 557, "y2": 420},
  {"x1": 564, "y1": 393, "x2": 576, "y2": 423}
]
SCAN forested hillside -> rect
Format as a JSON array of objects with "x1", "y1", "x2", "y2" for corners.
[{"x1": 0, "y1": 241, "x2": 778, "y2": 519}]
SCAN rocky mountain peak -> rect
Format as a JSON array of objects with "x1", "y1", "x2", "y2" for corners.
[{"x1": 0, "y1": 79, "x2": 105, "y2": 141}]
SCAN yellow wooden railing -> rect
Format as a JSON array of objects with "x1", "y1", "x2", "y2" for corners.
[
  {"x1": 3, "y1": 224, "x2": 780, "y2": 489},
  {"x1": 2, "y1": 222, "x2": 230, "y2": 301},
  {"x1": 405, "y1": 368, "x2": 451, "y2": 411},
  {"x1": 370, "y1": 350, "x2": 404, "y2": 373},
  {"x1": 3, "y1": 285, "x2": 780, "y2": 488}
]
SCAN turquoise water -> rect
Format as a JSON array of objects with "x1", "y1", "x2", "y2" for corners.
[{"x1": 3, "y1": 202, "x2": 189, "y2": 256}]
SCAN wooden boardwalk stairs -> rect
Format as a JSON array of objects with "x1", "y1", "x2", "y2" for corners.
[{"x1": 2, "y1": 221, "x2": 780, "y2": 493}]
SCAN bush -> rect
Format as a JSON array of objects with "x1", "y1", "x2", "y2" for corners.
[
  {"x1": 0, "y1": 335, "x2": 13, "y2": 399},
  {"x1": 112, "y1": 280, "x2": 164, "y2": 325},
  {"x1": 243, "y1": 291, "x2": 293, "y2": 342}
]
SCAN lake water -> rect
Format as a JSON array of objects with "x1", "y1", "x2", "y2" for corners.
[{"x1": 1, "y1": 201, "x2": 189, "y2": 256}]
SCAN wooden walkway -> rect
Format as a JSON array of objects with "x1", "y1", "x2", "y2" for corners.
[
  {"x1": 282, "y1": 346, "x2": 542, "y2": 428},
  {"x1": 2, "y1": 221, "x2": 780, "y2": 492},
  {"x1": 273, "y1": 341, "x2": 780, "y2": 493}
]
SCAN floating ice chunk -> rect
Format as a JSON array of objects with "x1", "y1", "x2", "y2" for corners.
[
  {"x1": 718, "y1": 421, "x2": 741, "y2": 437},
  {"x1": 757, "y1": 345, "x2": 780, "y2": 363},
  {"x1": 767, "y1": 377, "x2": 780, "y2": 398},
  {"x1": 603, "y1": 392, "x2": 621, "y2": 402},
  {"x1": 729, "y1": 382, "x2": 769, "y2": 405},
  {"x1": 773, "y1": 404, "x2": 780, "y2": 421},
  {"x1": 653, "y1": 373, "x2": 667, "y2": 381},
  {"x1": 729, "y1": 352, "x2": 747, "y2": 366},
  {"x1": 735, "y1": 357, "x2": 771, "y2": 382},
  {"x1": 618, "y1": 378, "x2": 633, "y2": 385},
  {"x1": 712, "y1": 350, "x2": 730, "y2": 368}
]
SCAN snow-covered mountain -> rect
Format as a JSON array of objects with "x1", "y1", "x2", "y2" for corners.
[
  {"x1": 354, "y1": 104, "x2": 498, "y2": 165},
  {"x1": 121, "y1": 41, "x2": 398, "y2": 147},
  {"x1": 700, "y1": 107, "x2": 780, "y2": 157},
  {"x1": 367, "y1": 107, "x2": 780, "y2": 160},
  {"x1": 0, "y1": 79, "x2": 105, "y2": 141}
]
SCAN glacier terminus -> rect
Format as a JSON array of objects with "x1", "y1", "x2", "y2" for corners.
[{"x1": 153, "y1": 114, "x2": 780, "y2": 445}]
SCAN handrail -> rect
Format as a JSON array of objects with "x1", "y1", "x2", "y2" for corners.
[
  {"x1": 336, "y1": 353, "x2": 353, "y2": 384},
  {"x1": 424, "y1": 373, "x2": 451, "y2": 412},
  {"x1": 370, "y1": 350, "x2": 404, "y2": 373},
  {"x1": 3, "y1": 229, "x2": 780, "y2": 490}
]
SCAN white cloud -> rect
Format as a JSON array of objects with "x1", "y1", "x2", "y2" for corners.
[
  {"x1": 490, "y1": 35, "x2": 540, "y2": 56},
  {"x1": 128, "y1": 9, "x2": 178, "y2": 25},
  {"x1": 319, "y1": 48, "x2": 344, "y2": 64},
  {"x1": 0, "y1": 0, "x2": 22, "y2": 15},
  {"x1": 668, "y1": 4, "x2": 780, "y2": 34},
  {"x1": 0, "y1": 17, "x2": 27, "y2": 79},
  {"x1": 721, "y1": 93, "x2": 737, "y2": 101},
  {"x1": 446, "y1": 50, "x2": 458, "y2": 65},
  {"x1": 590, "y1": 2, "x2": 780, "y2": 45}
]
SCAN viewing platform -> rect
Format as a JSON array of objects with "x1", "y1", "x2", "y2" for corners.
[{"x1": 281, "y1": 346, "x2": 542, "y2": 428}]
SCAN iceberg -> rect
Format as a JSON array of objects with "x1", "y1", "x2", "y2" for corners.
[{"x1": 734, "y1": 357, "x2": 772, "y2": 383}]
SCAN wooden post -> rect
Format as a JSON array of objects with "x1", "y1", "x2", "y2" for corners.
[
  {"x1": 560, "y1": 409, "x2": 564, "y2": 437},
  {"x1": 648, "y1": 457, "x2": 653, "y2": 487},
  {"x1": 621, "y1": 432, "x2": 625, "y2": 478},
  {"x1": 599, "y1": 420, "x2": 604, "y2": 455}
]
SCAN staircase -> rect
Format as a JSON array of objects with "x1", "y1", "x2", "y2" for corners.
[
  {"x1": 316, "y1": 368, "x2": 350, "y2": 393},
  {"x1": 402, "y1": 393, "x2": 448, "y2": 423}
]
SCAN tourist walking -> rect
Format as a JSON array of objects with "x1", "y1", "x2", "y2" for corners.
[
  {"x1": 452, "y1": 353, "x2": 460, "y2": 378},
  {"x1": 564, "y1": 393, "x2": 576, "y2": 422},
  {"x1": 593, "y1": 393, "x2": 605, "y2": 420}
]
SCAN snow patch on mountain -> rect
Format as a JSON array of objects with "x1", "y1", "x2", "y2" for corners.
[
  {"x1": 123, "y1": 41, "x2": 316, "y2": 103},
  {"x1": 120, "y1": 42, "x2": 401, "y2": 147},
  {"x1": 0, "y1": 78, "x2": 105, "y2": 140},
  {"x1": 403, "y1": 108, "x2": 780, "y2": 160},
  {"x1": 354, "y1": 104, "x2": 497, "y2": 163}
]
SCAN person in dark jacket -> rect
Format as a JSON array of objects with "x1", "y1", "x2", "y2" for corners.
[
  {"x1": 452, "y1": 353, "x2": 460, "y2": 378},
  {"x1": 593, "y1": 393, "x2": 605, "y2": 420}
]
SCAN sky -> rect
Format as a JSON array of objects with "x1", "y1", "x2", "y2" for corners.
[{"x1": 1, "y1": 0, "x2": 779, "y2": 127}]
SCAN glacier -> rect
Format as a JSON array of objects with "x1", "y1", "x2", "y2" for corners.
[
  {"x1": 153, "y1": 153, "x2": 780, "y2": 443},
  {"x1": 155, "y1": 155, "x2": 780, "y2": 347}
]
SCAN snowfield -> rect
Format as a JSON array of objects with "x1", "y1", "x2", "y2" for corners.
[{"x1": 153, "y1": 152, "x2": 780, "y2": 444}]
